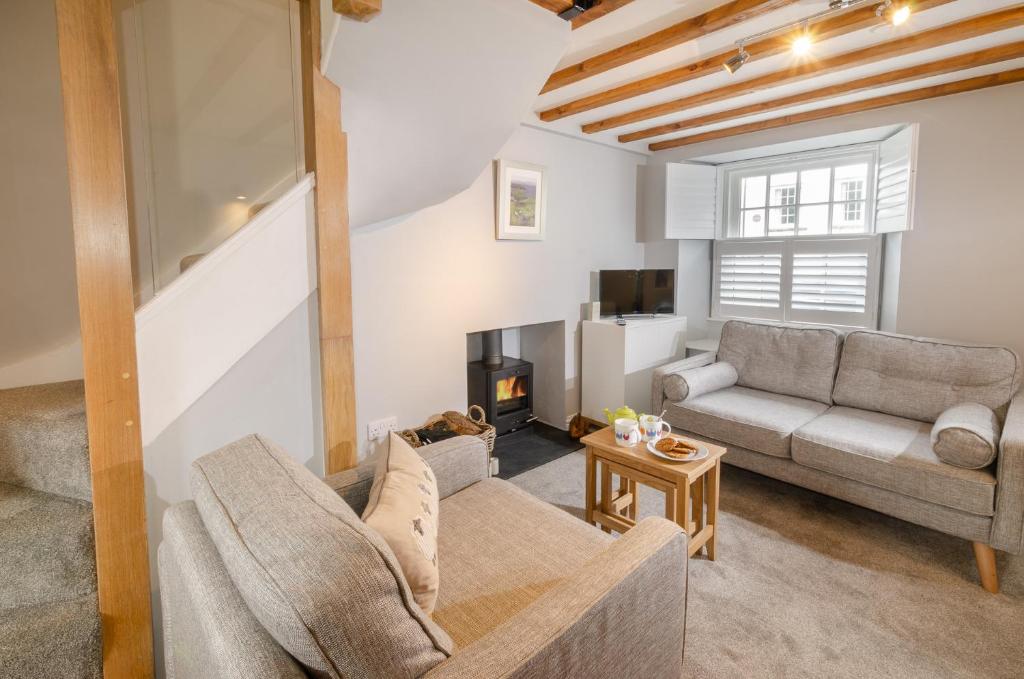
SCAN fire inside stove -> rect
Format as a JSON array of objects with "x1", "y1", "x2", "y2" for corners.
[{"x1": 496, "y1": 376, "x2": 528, "y2": 402}]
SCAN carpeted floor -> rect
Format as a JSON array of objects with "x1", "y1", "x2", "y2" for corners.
[{"x1": 509, "y1": 451, "x2": 1024, "y2": 679}]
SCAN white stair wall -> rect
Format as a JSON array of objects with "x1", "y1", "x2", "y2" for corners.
[{"x1": 135, "y1": 174, "x2": 318, "y2": 446}]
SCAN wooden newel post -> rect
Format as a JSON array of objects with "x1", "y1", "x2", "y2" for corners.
[{"x1": 53, "y1": 0, "x2": 155, "y2": 676}]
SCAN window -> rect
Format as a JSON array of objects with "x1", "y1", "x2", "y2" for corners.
[
  {"x1": 726, "y1": 150, "x2": 875, "y2": 239},
  {"x1": 714, "y1": 147, "x2": 883, "y2": 329}
]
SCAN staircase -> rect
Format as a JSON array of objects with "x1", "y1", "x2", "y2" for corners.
[{"x1": 0, "y1": 381, "x2": 102, "y2": 678}]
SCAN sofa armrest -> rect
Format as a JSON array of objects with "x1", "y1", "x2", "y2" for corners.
[
  {"x1": 424, "y1": 517, "x2": 687, "y2": 679},
  {"x1": 324, "y1": 435, "x2": 489, "y2": 514},
  {"x1": 652, "y1": 352, "x2": 717, "y2": 414},
  {"x1": 991, "y1": 391, "x2": 1024, "y2": 553},
  {"x1": 323, "y1": 459, "x2": 377, "y2": 515},
  {"x1": 417, "y1": 435, "x2": 490, "y2": 500}
]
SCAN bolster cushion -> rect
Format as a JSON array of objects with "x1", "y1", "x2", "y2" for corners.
[
  {"x1": 664, "y1": 362, "x2": 738, "y2": 402},
  {"x1": 931, "y1": 403, "x2": 1001, "y2": 469}
]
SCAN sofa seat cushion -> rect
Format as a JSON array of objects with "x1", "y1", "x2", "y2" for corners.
[
  {"x1": 717, "y1": 320, "x2": 842, "y2": 404},
  {"x1": 792, "y1": 407, "x2": 996, "y2": 516},
  {"x1": 665, "y1": 386, "x2": 828, "y2": 458},
  {"x1": 432, "y1": 478, "x2": 612, "y2": 648}
]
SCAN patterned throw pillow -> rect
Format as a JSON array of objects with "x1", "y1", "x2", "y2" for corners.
[{"x1": 363, "y1": 433, "x2": 441, "y2": 615}]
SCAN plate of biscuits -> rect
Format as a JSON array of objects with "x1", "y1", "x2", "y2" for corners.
[{"x1": 648, "y1": 436, "x2": 709, "y2": 463}]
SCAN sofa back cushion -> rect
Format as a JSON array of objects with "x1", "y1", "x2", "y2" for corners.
[
  {"x1": 833, "y1": 331, "x2": 1022, "y2": 423},
  {"x1": 190, "y1": 434, "x2": 453, "y2": 679},
  {"x1": 717, "y1": 320, "x2": 842, "y2": 404}
]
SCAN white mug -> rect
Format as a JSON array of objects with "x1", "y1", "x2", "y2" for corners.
[
  {"x1": 639, "y1": 414, "x2": 672, "y2": 443},
  {"x1": 613, "y1": 418, "x2": 641, "y2": 447}
]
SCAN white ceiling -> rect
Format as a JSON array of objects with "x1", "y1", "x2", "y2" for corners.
[{"x1": 528, "y1": 0, "x2": 1024, "y2": 154}]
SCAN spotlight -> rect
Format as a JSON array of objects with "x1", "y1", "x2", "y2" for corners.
[
  {"x1": 723, "y1": 47, "x2": 750, "y2": 75},
  {"x1": 891, "y1": 4, "x2": 911, "y2": 26},
  {"x1": 792, "y1": 34, "x2": 813, "y2": 56}
]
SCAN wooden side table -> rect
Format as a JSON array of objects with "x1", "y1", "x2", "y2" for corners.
[{"x1": 581, "y1": 427, "x2": 726, "y2": 559}]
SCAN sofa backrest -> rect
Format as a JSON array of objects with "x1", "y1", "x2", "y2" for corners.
[
  {"x1": 717, "y1": 320, "x2": 842, "y2": 404},
  {"x1": 159, "y1": 501, "x2": 310, "y2": 679},
  {"x1": 833, "y1": 331, "x2": 1022, "y2": 423},
  {"x1": 189, "y1": 434, "x2": 453, "y2": 679}
]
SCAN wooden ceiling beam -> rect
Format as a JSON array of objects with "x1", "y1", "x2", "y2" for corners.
[
  {"x1": 649, "y1": 67, "x2": 1024, "y2": 151},
  {"x1": 620, "y1": 39, "x2": 1024, "y2": 143},
  {"x1": 334, "y1": 0, "x2": 382, "y2": 22},
  {"x1": 571, "y1": 0, "x2": 637, "y2": 29},
  {"x1": 538, "y1": 0, "x2": 956, "y2": 122},
  {"x1": 586, "y1": 4, "x2": 1024, "y2": 134},
  {"x1": 543, "y1": 0, "x2": 799, "y2": 93},
  {"x1": 530, "y1": 0, "x2": 574, "y2": 13}
]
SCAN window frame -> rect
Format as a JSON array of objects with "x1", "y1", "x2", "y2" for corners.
[{"x1": 718, "y1": 144, "x2": 880, "y2": 240}]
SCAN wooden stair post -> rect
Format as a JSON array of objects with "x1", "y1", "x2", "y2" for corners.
[
  {"x1": 53, "y1": 0, "x2": 155, "y2": 676},
  {"x1": 299, "y1": 0, "x2": 359, "y2": 474}
]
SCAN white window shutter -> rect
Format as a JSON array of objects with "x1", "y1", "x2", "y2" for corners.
[
  {"x1": 665, "y1": 163, "x2": 717, "y2": 240},
  {"x1": 875, "y1": 125, "x2": 918, "y2": 233},
  {"x1": 713, "y1": 240, "x2": 784, "y2": 321},
  {"x1": 787, "y1": 237, "x2": 881, "y2": 329}
]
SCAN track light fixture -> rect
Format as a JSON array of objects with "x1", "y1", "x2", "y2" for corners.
[
  {"x1": 723, "y1": 0, "x2": 914, "y2": 75},
  {"x1": 723, "y1": 45, "x2": 750, "y2": 74},
  {"x1": 877, "y1": 0, "x2": 912, "y2": 26}
]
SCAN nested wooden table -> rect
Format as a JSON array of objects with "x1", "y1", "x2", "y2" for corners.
[{"x1": 581, "y1": 427, "x2": 726, "y2": 559}]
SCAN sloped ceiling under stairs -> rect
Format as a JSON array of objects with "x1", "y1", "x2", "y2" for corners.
[{"x1": 322, "y1": 0, "x2": 570, "y2": 229}]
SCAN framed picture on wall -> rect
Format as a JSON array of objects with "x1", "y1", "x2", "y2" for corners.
[{"x1": 495, "y1": 159, "x2": 546, "y2": 241}]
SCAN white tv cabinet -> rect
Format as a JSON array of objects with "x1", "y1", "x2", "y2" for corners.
[{"x1": 581, "y1": 315, "x2": 687, "y2": 423}]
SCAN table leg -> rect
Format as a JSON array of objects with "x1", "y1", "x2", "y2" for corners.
[
  {"x1": 585, "y1": 447, "x2": 595, "y2": 526},
  {"x1": 692, "y1": 476, "x2": 704, "y2": 550},
  {"x1": 600, "y1": 462, "x2": 612, "y2": 534},
  {"x1": 664, "y1": 486, "x2": 676, "y2": 522},
  {"x1": 628, "y1": 478, "x2": 638, "y2": 521},
  {"x1": 707, "y1": 459, "x2": 720, "y2": 561},
  {"x1": 675, "y1": 479, "x2": 691, "y2": 537}
]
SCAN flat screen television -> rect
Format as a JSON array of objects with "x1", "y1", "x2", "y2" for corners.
[{"x1": 599, "y1": 269, "x2": 675, "y2": 316}]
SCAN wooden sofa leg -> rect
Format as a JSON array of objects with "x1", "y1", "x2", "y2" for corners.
[{"x1": 971, "y1": 542, "x2": 999, "y2": 593}]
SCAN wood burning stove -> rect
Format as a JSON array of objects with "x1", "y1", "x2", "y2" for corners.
[{"x1": 468, "y1": 330, "x2": 533, "y2": 435}]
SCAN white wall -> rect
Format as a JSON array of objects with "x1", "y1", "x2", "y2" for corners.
[
  {"x1": 351, "y1": 125, "x2": 646, "y2": 457},
  {"x1": 646, "y1": 83, "x2": 1024, "y2": 355},
  {"x1": 0, "y1": 1, "x2": 81, "y2": 382}
]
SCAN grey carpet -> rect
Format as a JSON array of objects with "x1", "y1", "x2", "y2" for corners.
[
  {"x1": 0, "y1": 482, "x2": 97, "y2": 609},
  {"x1": 0, "y1": 595, "x2": 103, "y2": 679},
  {"x1": 0, "y1": 381, "x2": 101, "y2": 679},
  {"x1": 510, "y1": 451, "x2": 1024, "y2": 679}
]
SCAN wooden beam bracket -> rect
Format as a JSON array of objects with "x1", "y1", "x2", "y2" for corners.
[{"x1": 334, "y1": 0, "x2": 382, "y2": 22}]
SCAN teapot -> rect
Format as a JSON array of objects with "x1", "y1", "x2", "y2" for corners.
[{"x1": 603, "y1": 405, "x2": 639, "y2": 425}]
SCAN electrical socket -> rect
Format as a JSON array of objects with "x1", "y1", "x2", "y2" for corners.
[{"x1": 367, "y1": 416, "x2": 399, "y2": 440}]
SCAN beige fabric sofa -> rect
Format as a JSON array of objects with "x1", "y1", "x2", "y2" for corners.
[
  {"x1": 653, "y1": 320, "x2": 1024, "y2": 592},
  {"x1": 158, "y1": 434, "x2": 688, "y2": 678}
]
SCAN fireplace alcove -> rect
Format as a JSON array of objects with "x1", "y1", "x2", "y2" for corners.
[
  {"x1": 466, "y1": 322, "x2": 566, "y2": 437},
  {"x1": 467, "y1": 329, "x2": 534, "y2": 436}
]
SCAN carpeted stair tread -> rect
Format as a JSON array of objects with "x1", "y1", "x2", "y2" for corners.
[
  {"x1": 0, "y1": 482, "x2": 96, "y2": 610},
  {"x1": 0, "y1": 594, "x2": 102, "y2": 679},
  {"x1": 0, "y1": 380, "x2": 91, "y2": 502}
]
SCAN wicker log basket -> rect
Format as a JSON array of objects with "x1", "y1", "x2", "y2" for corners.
[{"x1": 399, "y1": 405, "x2": 496, "y2": 454}]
